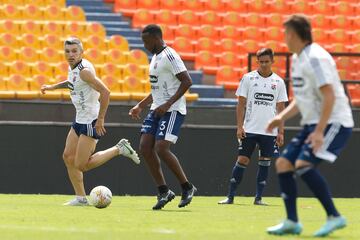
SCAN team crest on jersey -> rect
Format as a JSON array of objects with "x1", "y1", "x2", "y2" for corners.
[
  {"x1": 271, "y1": 84, "x2": 276, "y2": 90},
  {"x1": 72, "y1": 76, "x2": 77, "y2": 82},
  {"x1": 154, "y1": 62, "x2": 158, "y2": 69}
]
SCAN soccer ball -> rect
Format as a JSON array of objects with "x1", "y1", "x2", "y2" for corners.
[{"x1": 89, "y1": 186, "x2": 112, "y2": 208}]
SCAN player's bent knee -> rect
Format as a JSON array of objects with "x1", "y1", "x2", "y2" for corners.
[
  {"x1": 275, "y1": 157, "x2": 293, "y2": 172},
  {"x1": 237, "y1": 156, "x2": 250, "y2": 166},
  {"x1": 62, "y1": 152, "x2": 75, "y2": 166},
  {"x1": 295, "y1": 159, "x2": 313, "y2": 170},
  {"x1": 74, "y1": 161, "x2": 87, "y2": 172},
  {"x1": 154, "y1": 141, "x2": 170, "y2": 156}
]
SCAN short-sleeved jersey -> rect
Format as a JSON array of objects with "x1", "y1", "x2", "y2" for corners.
[
  {"x1": 67, "y1": 58, "x2": 100, "y2": 124},
  {"x1": 291, "y1": 43, "x2": 354, "y2": 127},
  {"x1": 149, "y1": 46, "x2": 187, "y2": 115},
  {"x1": 236, "y1": 70, "x2": 288, "y2": 136}
]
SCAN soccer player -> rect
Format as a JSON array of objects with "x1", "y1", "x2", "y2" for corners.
[
  {"x1": 218, "y1": 48, "x2": 288, "y2": 205},
  {"x1": 266, "y1": 15, "x2": 354, "y2": 237},
  {"x1": 129, "y1": 24, "x2": 196, "y2": 210},
  {"x1": 41, "y1": 38, "x2": 140, "y2": 206}
]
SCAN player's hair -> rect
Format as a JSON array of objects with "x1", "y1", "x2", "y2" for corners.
[
  {"x1": 64, "y1": 37, "x2": 84, "y2": 51},
  {"x1": 256, "y1": 48, "x2": 274, "y2": 60},
  {"x1": 142, "y1": 24, "x2": 163, "y2": 38},
  {"x1": 283, "y1": 14, "x2": 312, "y2": 43}
]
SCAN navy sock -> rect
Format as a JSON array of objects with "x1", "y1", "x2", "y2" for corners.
[
  {"x1": 228, "y1": 162, "x2": 246, "y2": 199},
  {"x1": 158, "y1": 185, "x2": 169, "y2": 195},
  {"x1": 298, "y1": 167, "x2": 340, "y2": 217},
  {"x1": 278, "y1": 171, "x2": 298, "y2": 222},
  {"x1": 255, "y1": 160, "x2": 270, "y2": 200}
]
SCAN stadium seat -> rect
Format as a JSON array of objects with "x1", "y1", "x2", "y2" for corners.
[
  {"x1": 347, "y1": 84, "x2": 360, "y2": 107},
  {"x1": 20, "y1": 20, "x2": 42, "y2": 36},
  {"x1": 182, "y1": 0, "x2": 204, "y2": 12},
  {"x1": 40, "y1": 47, "x2": 62, "y2": 63},
  {"x1": 0, "y1": 61, "x2": 8, "y2": 77},
  {"x1": 8, "y1": 60, "x2": 31, "y2": 77},
  {"x1": 178, "y1": 10, "x2": 199, "y2": 25},
  {"x1": 2, "y1": 4, "x2": 22, "y2": 20},
  {"x1": 155, "y1": 9, "x2": 177, "y2": 26},
  {"x1": 41, "y1": 34, "x2": 63, "y2": 49},
  {"x1": 0, "y1": 20, "x2": 20, "y2": 35},
  {"x1": 7, "y1": 74, "x2": 38, "y2": 99},
  {"x1": 158, "y1": 24, "x2": 174, "y2": 43},
  {"x1": 264, "y1": 26, "x2": 284, "y2": 41},
  {"x1": 128, "y1": 49, "x2": 149, "y2": 66},
  {"x1": 197, "y1": 24, "x2": 219, "y2": 40},
  {"x1": 44, "y1": 0, "x2": 66, "y2": 7},
  {"x1": 122, "y1": 63, "x2": 145, "y2": 79},
  {"x1": 312, "y1": 28, "x2": 329, "y2": 44},
  {"x1": 331, "y1": 15, "x2": 352, "y2": 30},
  {"x1": 42, "y1": 21, "x2": 64, "y2": 36},
  {"x1": 241, "y1": 26, "x2": 263, "y2": 41},
  {"x1": 101, "y1": 75, "x2": 130, "y2": 100},
  {"x1": 84, "y1": 48, "x2": 105, "y2": 65},
  {"x1": 132, "y1": 9, "x2": 155, "y2": 28},
  {"x1": 200, "y1": 11, "x2": 222, "y2": 26},
  {"x1": 220, "y1": 38, "x2": 239, "y2": 53},
  {"x1": 65, "y1": 6, "x2": 86, "y2": 22},
  {"x1": 310, "y1": 14, "x2": 330, "y2": 29},
  {"x1": 248, "y1": 0, "x2": 268, "y2": 12},
  {"x1": 263, "y1": 40, "x2": 287, "y2": 52},
  {"x1": 18, "y1": 47, "x2": 39, "y2": 62},
  {"x1": 172, "y1": 37, "x2": 195, "y2": 60},
  {"x1": 289, "y1": 0, "x2": 310, "y2": 13},
  {"x1": 332, "y1": 1, "x2": 355, "y2": 15},
  {"x1": 268, "y1": 0, "x2": 291, "y2": 13},
  {"x1": 310, "y1": 0, "x2": 333, "y2": 14},
  {"x1": 265, "y1": 13, "x2": 285, "y2": 27},
  {"x1": 33, "y1": 74, "x2": 63, "y2": 100},
  {"x1": 100, "y1": 62, "x2": 122, "y2": 79},
  {"x1": 219, "y1": 25, "x2": 240, "y2": 41},
  {"x1": 0, "y1": 46, "x2": 16, "y2": 62},
  {"x1": 0, "y1": 33, "x2": 18, "y2": 48},
  {"x1": 105, "y1": 49, "x2": 128, "y2": 65},
  {"x1": 160, "y1": 0, "x2": 182, "y2": 11},
  {"x1": 194, "y1": 50, "x2": 218, "y2": 74},
  {"x1": 64, "y1": 22, "x2": 86, "y2": 39},
  {"x1": 53, "y1": 61, "x2": 69, "y2": 79},
  {"x1": 107, "y1": 35, "x2": 129, "y2": 51},
  {"x1": 238, "y1": 40, "x2": 260, "y2": 54},
  {"x1": 195, "y1": 37, "x2": 217, "y2": 54},
  {"x1": 22, "y1": 4, "x2": 43, "y2": 20},
  {"x1": 137, "y1": 0, "x2": 160, "y2": 11},
  {"x1": 242, "y1": 12, "x2": 265, "y2": 27},
  {"x1": 215, "y1": 65, "x2": 241, "y2": 90},
  {"x1": 219, "y1": 51, "x2": 242, "y2": 69},
  {"x1": 43, "y1": 5, "x2": 64, "y2": 21},
  {"x1": 121, "y1": 76, "x2": 147, "y2": 100},
  {"x1": 85, "y1": 22, "x2": 106, "y2": 38},
  {"x1": 222, "y1": 12, "x2": 242, "y2": 26},
  {"x1": 1, "y1": 0, "x2": 23, "y2": 5},
  {"x1": 84, "y1": 35, "x2": 107, "y2": 51},
  {"x1": 174, "y1": 24, "x2": 197, "y2": 40},
  {"x1": 28, "y1": 0, "x2": 47, "y2": 7},
  {"x1": 327, "y1": 43, "x2": 350, "y2": 53},
  {"x1": 328, "y1": 29, "x2": 350, "y2": 44},
  {"x1": 224, "y1": 0, "x2": 248, "y2": 12},
  {"x1": 351, "y1": 30, "x2": 360, "y2": 45},
  {"x1": 19, "y1": 34, "x2": 41, "y2": 50},
  {"x1": 114, "y1": 0, "x2": 137, "y2": 16},
  {"x1": 0, "y1": 76, "x2": 15, "y2": 99},
  {"x1": 31, "y1": 61, "x2": 54, "y2": 78}
]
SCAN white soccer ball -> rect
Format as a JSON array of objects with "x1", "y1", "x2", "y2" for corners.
[{"x1": 89, "y1": 186, "x2": 112, "y2": 208}]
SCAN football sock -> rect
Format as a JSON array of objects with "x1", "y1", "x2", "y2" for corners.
[
  {"x1": 158, "y1": 185, "x2": 169, "y2": 195},
  {"x1": 181, "y1": 182, "x2": 193, "y2": 191},
  {"x1": 228, "y1": 162, "x2": 246, "y2": 198},
  {"x1": 298, "y1": 167, "x2": 340, "y2": 217},
  {"x1": 255, "y1": 160, "x2": 271, "y2": 200},
  {"x1": 278, "y1": 171, "x2": 298, "y2": 222}
]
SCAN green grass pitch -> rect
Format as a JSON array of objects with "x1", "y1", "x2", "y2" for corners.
[{"x1": 0, "y1": 194, "x2": 359, "y2": 240}]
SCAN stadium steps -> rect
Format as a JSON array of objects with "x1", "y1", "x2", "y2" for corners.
[
  {"x1": 190, "y1": 85, "x2": 224, "y2": 98},
  {"x1": 192, "y1": 98, "x2": 237, "y2": 106}
]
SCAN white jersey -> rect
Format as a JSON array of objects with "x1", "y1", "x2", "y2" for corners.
[
  {"x1": 149, "y1": 46, "x2": 187, "y2": 115},
  {"x1": 291, "y1": 43, "x2": 354, "y2": 127},
  {"x1": 68, "y1": 58, "x2": 100, "y2": 124},
  {"x1": 236, "y1": 70, "x2": 288, "y2": 136}
]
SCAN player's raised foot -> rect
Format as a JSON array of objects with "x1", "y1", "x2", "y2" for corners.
[
  {"x1": 63, "y1": 197, "x2": 89, "y2": 206},
  {"x1": 254, "y1": 198, "x2": 268, "y2": 206},
  {"x1": 152, "y1": 190, "x2": 175, "y2": 210},
  {"x1": 178, "y1": 185, "x2": 197, "y2": 208},
  {"x1": 218, "y1": 197, "x2": 234, "y2": 204},
  {"x1": 116, "y1": 139, "x2": 140, "y2": 164},
  {"x1": 267, "y1": 219, "x2": 303, "y2": 235},
  {"x1": 314, "y1": 216, "x2": 347, "y2": 237}
]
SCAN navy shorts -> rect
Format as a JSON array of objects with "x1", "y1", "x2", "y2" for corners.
[
  {"x1": 281, "y1": 123, "x2": 352, "y2": 165},
  {"x1": 238, "y1": 133, "x2": 279, "y2": 159},
  {"x1": 141, "y1": 110, "x2": 185, "y2": 144},
  {"x1": 72, "y1": 119, "x2": 100, "y2": 140}
]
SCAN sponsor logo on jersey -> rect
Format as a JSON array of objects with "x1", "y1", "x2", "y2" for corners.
[
  {"x1": 292, "y1": 77, "x2": 304, "y2": 87},
  {"x1": 68, "y1": 82, "x2": 74, "y2": 90},
  {"x1": 254, "y1": 92, "x2": 274, "y2": 101},
  {"x1": 150, "y1": 75, "x2": 158, "y2": 83}
]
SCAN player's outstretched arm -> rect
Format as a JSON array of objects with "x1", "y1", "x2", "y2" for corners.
[
  {"x1": 40, "y1": 80, "x2": 69, "y2": 94},
  {"x1": 80, "y1": 68, "x2": 110, "y2": 136},
  {"x1": 153, "y1": 71, "x2": 192, "y2": 116},
  {"x1": 129, "y1": 94, "x2": 153, "y2": 120}
]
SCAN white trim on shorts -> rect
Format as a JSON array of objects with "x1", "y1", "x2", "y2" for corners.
[
  {"x1": 165, "y1": 111, "x2": 178, "y2": 144},
  {"x1": 314, "y1": 123, "x2": 341, "y2": 163}
]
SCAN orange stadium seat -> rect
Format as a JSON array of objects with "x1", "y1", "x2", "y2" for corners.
[
  {"x1": 0, "y1": 76, "x2": 15, "y2": 99},
  {"x1": 205, "y1": 0, "x2": 225, "y2": 11},
  {"x1": 238, "y1": 40, "x2": 260, "y2": 54},
  {"x1": 7, "y1": 74, "x2": 38, "y2": 99},
  {"x1": 241, "y1": 26, "x2": 263, "y2": 41},
  {"x1": 84, "y1": 48, "x2": 105, "y2": 65},
  {"x1": 19, "y1": 34, "x2": 41, "y2": 50},
  {"x1": 200, "y1": 11, "x2": 222, "y2": 26},
  {"x1": 347, "y1": 85, "x2": 360, "y2": 107},
  {"x1": 172, "y1": 37, "x2": 195, "y2": 60},
  {"x1": 107, "y1": 35, "x2": 129, "y2": 51},
  {"x1": 20, "y1": 20, "x2": 42, "y2": 36},
  {"x1": 312, "y1": 28, "x2": 329, "y2": 44},
  {"x1": 310, "y1": 14, "x2": 330, "y2": 29},
  {"x1": 219, "y1": 51, "x2": 242, "y2": 68},
  {"x1": 160, "y1": 0, "x2": 182, "y2": 11},
  {"x1": 121, "y1": 76, "x2": 147, "y2": 100},
  {"x1": 22, "y1": 4, "x2": 43, "y2": 20},
  {"x1": 100, "y1": 62, "x2": 122, "y2": 79},
  {"x1": 268, "y1": 0, "x2": 291, "y2": 14},
  {"x1": 197, "y1": 24, "x2": 219, "y2": 40},
  {"x1": 1, "y1": 0, "x2": 23, "y2": 5},
  {"x1": 0, "y1": 62, "x2": 8, "y2": 77},
  {"x1": 242, "y1": 12, "x2": 265, "y2": 27},
  {"x1": 0, "y1": 33, "x2": 18, "y2": 48},
  {"x1": 328, "y1": 29, "x2": 350, "y2": 44},
  {"x1": 195, "y1": 37, "x2": 217, "y2": 54},
  {"x1": 265, "y1": 13, "x2": 285, "y2": 27},
  {"x1": 42, "y1": 22, "x2": 64, "y2": 36},
  {"x1": 194, "y1": 50, "x2": 218, "y2": 74},
  {"x1": 45, "y1": 0, "x2": 66, "y2": 7},
  {"x1": 18, "y1": 47, "x2": 39, "y2": 62},
  {"x1": 351, "y1": 16, "x2": 360, "y2": 31},
  {"x1": 223, "y1": 12, "x2": 242, "y2": 26},
  {"x1": 8, "y1": 60, "x2": 31, "y2": 77},
  {"x1": 264, "y1": 26, "x2": 284, "y2": 41},
  {"x1": 28, "y1": 0, "x2": 47, "y2": 7},
  {"x1": 137, "y1": 0, "x2": 160, "y2": 11},
  {"x1": 310, "y1": 0, "x2": 333, "y2": 14},
  {"x1": 174, "y1": 24, "x2": 197, "y2": 40},
  {"x1": 40, "y1": 47, "x2": 62, "y2": 63},
  {"x1": 43, "y1": 5, "x2": 64, "y2": 21},
  {"x1": 114, "y1": 0, "x2": 136, "y2": 16},
  {"x1": 215, "y1": 65, "x2": 241, "y2": 90},
  {"x1": 0, "y1": 20, "x2": 20, "y2": 35},
  {"x1": 224, "y1": 0, "x2": 247, "y2": 12},
  {"x1": 64, "y1": 22, "x2": 86, "y2": 38},
  {"x1": 220, "y1": 38, "x2": 239, "y2": 53},
  {"x1": 105, "y1": 49, "x2": 128, "y2": 65},
  {"x1": 332, "y1": 1, "x2": 355, "y2": 15},
  {"x1": 158, "y1": 24, "x2": 174, "y2": 43},
  {"x1": 102, "y1": 75, "x2": 130, "y2": 100},
  {"x1": 219, "y1": 25, "x2": 240, "y2": 41},
  {"x1": 31, "y1": 61, "x2": 54, "y2": 78},
  {"x1": 65, "y1": 6, "x2": 86, "y2": 22},
  {"x1": 289, "y1": 0, "x2": 310, "y2": 13},
  {"x1": 264, "y1": 40, "x2": 287, "y2": 52},
  {"x1": 53, "y1": 61, "x2": 69, "y2": 80},
  {"x1": 178, "y1": 10, "x2": 199, "y2": 25},
  {"x1": 155, "y1": 9, "x2": 177, "y2": 26},
  {"x1": 0, "y1": 46, "x2": 16, "y2": 62},
  {"x1": 32, "y1": 74, "x2": 62, "y2": 100},
  {"x1": 351, "y1": 30, "x2": 360, "y2": 45},
  {"x1": 128, "y1": 49, "x2": 149, "y2": 66},
  {"x1": 41, "y1": 34, "x2": 63, "y2": 49},
  {"x1": 328, "y1": 43, "x2": 350, "y2": 53},
  {"x1": 84, "y1": 35, "x2": 107, "y2": 51},
  {"x1": 122, "y1": 63, "x2": 145, "y2": 79},
  {"x1": 2, "y1": 4, "x2": 22, "y2": 20},
  {"x1": 85, "y1": 22, "x2": 107, "y2": 38},
  {"x1": 182, "y1": 0, "x2": 204, "y2": 12},
  {"x1": 331, "y1": 15, "x2": 352, "y2": 30},
  {"x1": 248, "y1": 0, "x2": 267, "y2": 13},
  {"x1": 132, "y1": 9, "x2": 155, "y2": 28}
]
